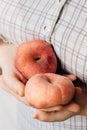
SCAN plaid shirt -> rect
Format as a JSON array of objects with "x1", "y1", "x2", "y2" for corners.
[
  {"x1": 0, "y1": 0, "x2": 66, "y2": 43},
  {"x1": 0, "y1": 0, "x2": 87, "y2": 130}
]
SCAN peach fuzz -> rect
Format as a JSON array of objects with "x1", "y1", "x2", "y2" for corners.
[
  {"x1": 25, "y1": 73, "x2": 75, "y2": 109},
  {"x1": 15, "y1": 40, "x2": 57, "y2": 79}
]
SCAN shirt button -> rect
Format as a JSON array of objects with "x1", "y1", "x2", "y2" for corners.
[{"x1": 43, "y1": 24, "x2": 51, "y2": 34}]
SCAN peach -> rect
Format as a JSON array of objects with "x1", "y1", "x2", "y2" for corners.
[
  {"x1": 15, "y1": 40, "x2": 57, "y2": 79},
  {"x1": 25, "y1": 73, "x2": 75, "y2": 109}
]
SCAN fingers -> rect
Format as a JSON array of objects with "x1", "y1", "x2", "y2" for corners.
[
  {"x1": 33, "y1": 109, "x2": 75, "y2": 122},
  {"x1": 75, "y1": 87, "x2": 82, "y2": 97},
  {"x1": 41, "y1": 102, "x2": 80, "y2": 113},
  {"x1": 0, "y1": 75, "x2": 29, "y2": 106},
  {"x1": 40, "y1": 105, "x2": 63, "y2": 112},
  {"x1": 15, "y1": 70, "x2": 27, "y2": 84},
  {"x1": 33, "y1": 101, "x2": 80, "y2": 122},
  {"x1": 2, "y1": 72, "x2": 26, "y2": 96},
  {"x1": 63, "y1": 74, "x2": 77, "y2": 81},
  {"x1": 63, "y1": 102, "x2": 80, "y2": 113}
]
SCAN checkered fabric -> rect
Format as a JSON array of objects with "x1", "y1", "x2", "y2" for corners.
[
  {"x1": 0, "y1": 0, "x2": 66, "y2": 44},
  {"x1": 0, "y1": 0, "x2": 87, "y2": 130},
  {"x1": 51, "y1": 0, "x2": 87, "y2": 84}
]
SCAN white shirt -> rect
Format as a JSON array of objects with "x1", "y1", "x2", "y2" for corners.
[
  {"x1": 0, "y1": 0, "x2": 87, "y2": 130},
  {"x1": 0, "y1": 0, "x2": 66, "y2": 44}
]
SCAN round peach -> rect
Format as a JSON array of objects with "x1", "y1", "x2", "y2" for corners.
[
  {"x1": 15, "y1": 40, "x2": 57, "y2": 79},
  {"x1": 25, "y1": 73, "x2": 75, "y2": 109}
]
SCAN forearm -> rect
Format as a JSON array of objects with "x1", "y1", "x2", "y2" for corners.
[{"x1": 0, "y1": 41, "x2": 26, "y2": 97}]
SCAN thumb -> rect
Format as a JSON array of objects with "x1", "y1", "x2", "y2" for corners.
[
  {"x1": 63, "y1": 74, "x2": 77, "y2": 81},
  {"x1": 64, "y1": 101, "x2": 80, "y2": 113}
]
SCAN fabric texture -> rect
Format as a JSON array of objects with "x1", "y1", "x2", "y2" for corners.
[
  {"x1": 51, "y1": 0, "x2": 87, "y2": 84},
  {"x1": 0, "y1": 0, "x2": 66, "y2": 44}
]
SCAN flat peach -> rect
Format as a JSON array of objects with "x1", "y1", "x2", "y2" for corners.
[
  {"x1": 25, "y1": 73, "x2": 75, "y2": 109},
  {"x1": 15, "y1": 40, "x2": 57, "y2": 79}
]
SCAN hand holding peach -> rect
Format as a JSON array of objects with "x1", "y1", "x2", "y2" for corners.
[{"x1": 15, "y1": 39, "x2": 81, "y2": 112}]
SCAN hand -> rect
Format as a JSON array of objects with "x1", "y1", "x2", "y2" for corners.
[
  {"x1": 0, "y1": 75, "x2": 29, "y2": 105},
  {"x1": 33, "y1": 80, "x2": 87, "y2": 122},
  {"x1": 33, "y1": 105, "x2": 79, "y2": 122},
  {"x1": 0, "y1": 43, "x2": 29, "y2": 105}
]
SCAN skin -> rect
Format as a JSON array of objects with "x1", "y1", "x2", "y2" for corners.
[
  {"x1": 0, "y1": 41, "x2": 87, "y2": 122},
  {"x1": 0, "y1": 42, "x2": 26, "y2": 96}
]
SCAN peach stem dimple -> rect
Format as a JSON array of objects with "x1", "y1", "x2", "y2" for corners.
[{"x1": 34, "y1": 57, "x2": 41, "y2": 61}]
